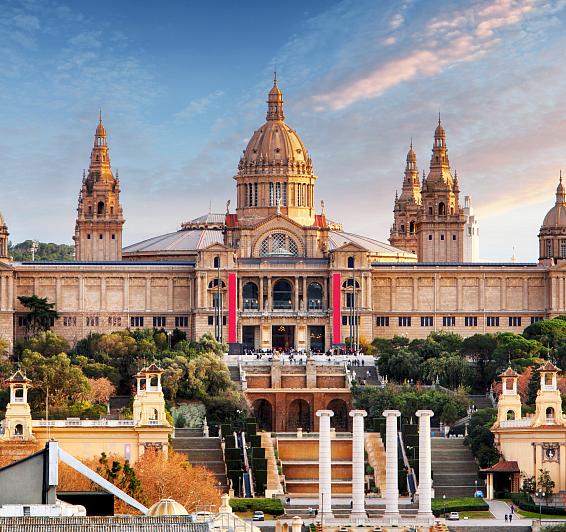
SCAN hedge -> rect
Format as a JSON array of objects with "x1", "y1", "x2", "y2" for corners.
[
  {"x1": 511, "y1": 492, "x2": 566, "y2": 516},
  {"x1": 431, "y1": 497, "x2": 488, "y2": 516},
  {"x1": 229, "y1": 498, "x2": 284, "y2": 516}
]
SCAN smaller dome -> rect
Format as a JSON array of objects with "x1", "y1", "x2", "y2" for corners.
[
  {"x1": 147, "y1": 498, "x2": 189, "y2": 516},
  {"x1": 542, "y1": 177, "x2": 566, "y2": 228},
  {"x1": 268, "y1": 82, "x2": 282, "y2": 99},
  {"x1": 406, "y1": 145, "x2": 416, "y2": 162},
  {"x1": 435, "y1": 122, "x2": 445, "y2": 138}
]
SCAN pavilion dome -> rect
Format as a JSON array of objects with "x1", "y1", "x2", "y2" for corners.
[
  {"x1": 147, "y1": 498, "x2": 189, "y2": 516},
  {"x1": 542, "y1": 177, "x2": 566, "y2": 228}
]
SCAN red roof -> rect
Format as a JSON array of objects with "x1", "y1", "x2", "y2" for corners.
[
  {"x1": 481, "y1": 460, "x2": 519, "y2": 473},
  {"x1": 499, "y1": 367, "x2": 519, "y2": 378}
]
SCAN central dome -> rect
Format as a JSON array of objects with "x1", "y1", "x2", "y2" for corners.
[{"x1": 238, "y1": 79, "x2": 313, "y2": 176}]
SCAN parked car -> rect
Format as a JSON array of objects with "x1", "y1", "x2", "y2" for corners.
[
  {"x1": 253, "y1": 511, "x2": 265, "y2": 521},
  {"x1": 447, "y1": 512, "x2": 460, "y2": 521}
]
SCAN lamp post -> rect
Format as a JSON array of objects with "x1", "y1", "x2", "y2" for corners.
[
  {"x1": 537, "y1": 490, "x2": 546, "y2": 522},
  {"x1": 474, "y1": 479, "x2": 478, "y2": 497},
  {"x1": 442, "y1": 494, "x2": 446, "y2": 519}
]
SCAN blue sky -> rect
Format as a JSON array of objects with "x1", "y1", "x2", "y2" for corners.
[{"x1": 1, "y1": 0, "x2": 566, "y2": 261}]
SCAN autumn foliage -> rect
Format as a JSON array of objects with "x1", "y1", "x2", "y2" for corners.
[{"x1": 58, "y1": 449, "x2": 221, "y2": 514}]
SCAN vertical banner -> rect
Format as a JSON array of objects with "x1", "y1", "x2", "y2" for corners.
[
  {"x1": 228, "y1": 272, "x2": 237, "y2": 343},
  {"x1": 332, "y1": 272, "x2": 341, "y2": 345}
]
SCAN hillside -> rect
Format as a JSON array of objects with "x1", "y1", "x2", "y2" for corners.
[{"x1": 9, "y1": 240, "x2": 74, "y2": 262}]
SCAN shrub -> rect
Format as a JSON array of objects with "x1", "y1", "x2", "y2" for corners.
[
  {"x1": 511, "y1": 492, "x2": 566, "y2": 516},
  {"x1": 229, "y1": 498, "x2": 284, "y2": 516},
  {"x1": 431, "y1": 497, "x2": 488, "y2": 516},
  {"x1": 171, "y1": 403, "x2": 206, "y2": 428}
]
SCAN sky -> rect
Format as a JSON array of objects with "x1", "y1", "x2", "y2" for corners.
[{"x1": 1, "y1": 0, "x2": 566, "y2": 261}]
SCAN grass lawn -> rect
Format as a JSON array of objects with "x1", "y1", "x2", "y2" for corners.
[
  {"x1": 516, "y1": 509, "x2": 566, "y2": 519},
  {"x1": 458, "y1": 511, "x2": 495, "y2": 519}
]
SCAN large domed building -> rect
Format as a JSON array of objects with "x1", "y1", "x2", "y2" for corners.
[{"x1": 0, "y1": 77, "x2": 562, "y2": 352}]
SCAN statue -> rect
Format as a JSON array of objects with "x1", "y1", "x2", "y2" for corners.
[
  {"x1": 321, "y1": 199, "x2": 325, "y2": 215},
  {"x1": 226, "y1": 199, "x2": 231, "y2": 214}
]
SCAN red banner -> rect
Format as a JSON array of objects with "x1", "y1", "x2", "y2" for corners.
[
  {"x1": 228, "y1": 272, "x2": 237, "y2": 343},
  {"x1": 332, "y1": 273, "x2": 341, "y2": 345}
]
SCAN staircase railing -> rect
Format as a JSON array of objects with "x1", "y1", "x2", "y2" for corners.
[{"x1": 398, "y1": 431, "x2": 417, "y2": 495}]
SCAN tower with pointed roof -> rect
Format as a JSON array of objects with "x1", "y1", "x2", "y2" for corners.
[
  {"x1": 235, "y1": 76, "x2": 317, "y2": 226},
  {"x1": 73, "y1": 114, "x2": 124, "y2": 261},
  {"x1": 2, "y1": 370, "x2": 33, "y2": 440},
  {"x1": 389, "y1": 142, "x2": 421, "y2": 254},
  {"x1": 495, "y1": 367, "x2": 522, "y2": 425},
  {"x1": 416, "y1": 117, "x2": 466, "y2": 262},
  {"x1": 0, "y1": 211, "x2": 9, "y2": 261},
  {"x1": 538, "y1": 173, "x2": 566, "y2": 265}
]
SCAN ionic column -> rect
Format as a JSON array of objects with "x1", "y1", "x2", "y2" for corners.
[
  {"x1": 416, "y1": 409, "x2": 434, "y2": 524},
  {"x1": 349, "y1": 410, "x2": 368, "y2": 523},
  {"x1": 383, "y1": 409, "x2": 401, "y2": 523},
  {"x1": 317, "y1": 410, "x2": 334, "y2": 520}
]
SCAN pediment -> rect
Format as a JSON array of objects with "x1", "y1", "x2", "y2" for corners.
[
  {"x1": 331, "y1": 241, "x2": 369, "y2": 253},
  {"x1": 199, "y1": 242, "x2": 230, "y2": 252},
  {"x1": 252, "y1": 213, "x2": 306, "y2": 233}
]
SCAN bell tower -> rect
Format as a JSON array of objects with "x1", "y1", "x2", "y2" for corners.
[
  {"x1": 2, "y1": 370, "x2": 33, "y2": 441},
  {"x1": 495, "y1": 367, "x2": 522, "y2": 425},
  {"x1": 389, "y1": 141, "x2": 421, "y2": 254},
  {"x1": 533, "y1": 361, "x2": 564, "y2": 427},
  {"x1": 132, "y1": 364, "x2": 168, "y2": 427},
  {"x1": 73, "y1": 113, "x2": 124, "y2": 261},
  {"x1": 416, "y1": 117, "x2": 466, "y2": 262}
]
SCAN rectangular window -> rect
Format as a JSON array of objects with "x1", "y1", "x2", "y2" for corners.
[
  {"x1": 440, "y1": 234, "x2": 445, "y2": 241},
  {"x1": 487, "y1": 316, "x2": 500, "y2": 327},
  {"x1": 153, "y1": 316, "x2": 167, "y2": 328},
  {"x1": 346, "y1": 293, "x2": 355, "y2": 308},
  {"x1": 86, "y1": 316, "x2": 100, "y2": 327},
  {"x1": 342, "y1": 315, "x2": 347, "y2": 326},
  {"x1": 212, "y1": 293, "x2": 222, "y2": 308},
  {"x1": 376, "y1": 316, "x2": 389, "y2": 327},
  {"x1": 452, "y1": 234, "x2": 457, "y2": 240},
  {"x1": 282, "y1": 183, "x2": 287, "y2": 206},
  {"x1": 208, "y1": 315, "x2": 214, "y2": 326},
  {"x1": 175, "y1": 316, "x2": 189, "y2": 328},
  {"x1": 107, "y1": 316, "x2": 121, "y2": 327},
  {"x1": 63, "y1": 316, "x2": 77, "y2": 327},
  {"x1": 253, "y1": 183, "x2": 258, "y2": 206},
  {"x1": 269, "y1": 182, "x2": 274, "y2": 206},
  {"x1": 508, "y1": 317, "x2": 522, "y2": 327},
  {"x1": 465, "y1": 316, "x2": 478, "y2": 327},
  {"x1": 428, "y1": 235, "x2": 432, "y2": 240},
  {"x1": 421, "y1": 316, "x2": 433, "y2": 327},
  {"x1": 561, "y1": 240, "x2": 566, "y2": 258},
  {"x1": 223, "y1": 315, "x2": 227, "y2": 326},
  {"x1": 130, "y1": 316, "x2": 144, "y2": 328},
  {"x1": 18, "y1": 316, "x2": 30, "y2": 327},
  {"x1": 531, "y1": 316, "x2": 543, "y2": 324},
  {"x1": 442, "y1": 316, "x2": 456, "y2": 327},
  {"x1": 547, "y1": 240, "x2": 552, "y2": 258},
  {"x1": 398, "y1": 317, "x2": 411, "y2": 327}
]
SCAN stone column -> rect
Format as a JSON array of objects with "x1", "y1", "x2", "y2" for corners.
[
  {"x1": 317, "y1": 410, "x2": 334, "y2": 521},
  {"x1": 291, "y1": 516, "x2": 303, "y2": 532},
  {"x1": 416, "y1": 409, "x2": 434, "y2": 524},
  {"x1": 349, "y1": 410, "x2": 368, "y2": 523},
  {"x1": 383, "y1": 409, "x2": 401, "y2": 524}
]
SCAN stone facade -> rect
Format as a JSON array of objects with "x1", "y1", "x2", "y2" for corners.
[{"x1": 1, "y1": 80, "x2": 565, "y2": 350}]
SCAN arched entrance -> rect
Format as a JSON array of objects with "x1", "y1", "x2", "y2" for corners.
[
  {"x1": 252, "y1": 399, "x2": 273, "y2": 432},
  {"x1": 288, "y1": 399, "x2": 311, "y2": 432},
  {"x1": 273, "y1": 279, "x2": 293, "y2": 310},
  {"x1": 327, "y1": 399, "x2": 349, "y2": 432}
]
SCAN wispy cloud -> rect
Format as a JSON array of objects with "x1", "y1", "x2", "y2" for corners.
[
  {"x1": 175, "y1": 90, "x2": 224, "y2": 121},
  {"x1": 314, "y1": 0, "x2": 565, "y2": 111}
]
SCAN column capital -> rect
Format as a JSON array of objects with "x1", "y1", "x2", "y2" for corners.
[
  {"x1": 349, "y1": 409, "x2": 367, "y2": 418},
  {"x1": 416, "y1": 409, "x2": 434, "y2": 418},
  {"x1": 383, "y1": 409, "x2": 401, "y2": 418},
  {"x1": 316, "y1": 409, "x2": 334, "y2": 418}
]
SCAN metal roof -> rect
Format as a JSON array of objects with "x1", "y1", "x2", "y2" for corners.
[
  {"x1": 123, "y1": 229, "x2": 223, "y2": 253},
  {"x1": 328, "y1": 230, "x2": 415, "y2": 256}
]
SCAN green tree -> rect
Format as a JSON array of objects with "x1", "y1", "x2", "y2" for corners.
[
  {"x1": 184, "y1": 352, "x2": 233, "y2": 399},
  {"x1": 377, "y1": 349, "x2": 422, "y2": 383},
  {"x1": 523, "y1": 318, "x2": 566, "y2": 348},
  {"x1": 464, "y1": 408, "x2": 500, "y2": 468},
  {"x1": 461, "y1": 334, "x2": 498, "y2": 391},
  {"x1": 537, "y1": 468, "x2": 555, "y2": 496},
  {"x1": 521, "y1": 474, "x2": 536, "y2": 494},
  {"x1": 17, "y1": 295, "x2": 59, "y2": 336},
  {"x1": 526, "y1": 366, "x2": 541, "y2": 405},
  {"x1": 15, "y1": 330, "x2": 70, "y2": 358}
]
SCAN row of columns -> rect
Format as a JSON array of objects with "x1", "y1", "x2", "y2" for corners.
[{"x1": 316, "y1": 408, "x2": 434, "y2": 526}]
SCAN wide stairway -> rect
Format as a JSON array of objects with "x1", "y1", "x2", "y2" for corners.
[
  {"x1": 468, "y1": 394, "x2": 493, "y2": 410},
  {"x1": 228, "y1": 366, "x2": 241, "y2": 389},
  {"x1": 348, "y1": 365, "x2": 380, "y2": 385},
  {"x1": 172, "y1": 428, "x2": 228, "y2": 491},
  {"x1": 432, "y1": 437, "x2": 484, "y2": 498}
]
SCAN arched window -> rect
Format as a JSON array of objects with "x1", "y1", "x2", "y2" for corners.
[
  {"x1": 307, "y1": 282, "x2": 323, "y2": 310},
  {"x1": 273, "y1": 279, "x2": 293, "y2": 310},
  {"x1": 428, "y1": 206, "x2": 433, "y2": 215},
  {"x1": 439, "y1": 202, "x2": 446, "y2": 215},
  {"x1": 243, "y1": 282, "x2": 259, "y2": 310},
  {"x1": 409, "y1": 221, "x2": 415, "y2": 234},
  {"x1": 401, "y1": 224, "x2": 405, "y2": 233},
  {"x1": 546, "y1": 406, "x2": 555, "y2": 421},
  {"x1": 97, "y1": 201, "x2": 104, "y2": 215},
  {"x1": 259, "y1": 233, "x2": 299, "y2": 256},
  {"x1": 110, "y1": 206, "x2": 114, "y2": 215},
  {"x1": 208, "y1": 278, "x2": 226, "y2": 289},
  {"x1": 547, "y1": 240, "x2": 553, "y2": 258},
  {"x1": 506, "y1": 410, "x2": 515, "y2": 420},
  {"x1": 14, "y1": 424, "x2": 23, "y2": 436},
  {"x1": 342, "y1": 279, "x2": 360, "y2": 288},
  {"x1": 347, "y1": 256, "x2": 355, "y2": 269},
  {"x1": 213, "y1": 256, "x2": 220, "y2": 269}
]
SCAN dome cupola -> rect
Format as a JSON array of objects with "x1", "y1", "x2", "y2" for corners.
[
  {"x1": 539, "y1": 173, "x2": 566, "y2": 264},
  {"x1": 235, "y1": 76, "x2": 317, "y2": 226}
]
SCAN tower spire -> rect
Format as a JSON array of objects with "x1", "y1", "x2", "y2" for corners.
[{"x1": 266, "y1": 75, "x2": 284, "y2": 121}]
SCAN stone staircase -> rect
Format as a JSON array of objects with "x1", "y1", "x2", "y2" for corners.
[
  {"x1": 228, "y1": 366, "x2": 241, "y2": 389},
  {"x1": 172, "y1": 427, "x2": 228, "y2": 491},
  {"x1": 468, "y1": 394, "x2": 494, "y2": 410},
  {"x1": 432, "y1": 437, "x2": 484, "y2": 498},
  {"x1": 348, "y1": 365, "x2": 380, "y2": 385}
]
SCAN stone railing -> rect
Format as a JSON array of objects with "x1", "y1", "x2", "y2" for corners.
[
  {"x1": 499, "y1": 419, "x2": 533, "y2": 428},
  {"x1": 32, "y1": 419, "x2": 136, "y2": 428}
]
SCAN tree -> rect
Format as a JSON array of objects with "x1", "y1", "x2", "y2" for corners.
[
  {"x1": 526, "y1": 365, "x2": 541, "y2": 405},
  {"x1": 523, "y1": 318, "x2": 566, "y2": 349},
  {"x1": 464, "y1": 408, "x2": 500, "y2": 468},
  {"x1": 537, "y1": 468, "x2": 555, "y2": 496},
  {"x1": 461, "y1": 334, "x2": 498, "y2": 390},
  {"x1": 184, "y1": 352, "x2": 233, "y2": 400},
  {"x1": 15, "y1": 330, "x2": 70, "y2": 358},
  {"x1": 20, "y1": 351, "x2": 90, "y2": 413},
  {"x1": 17, "y1": 295, "x2": 59, "y2": 336},
  {"x1": 87, "y1": 377, "x2": 116, "y2": 404},
  {"x1": 521, "y1": 474, "x2": 536, "y2": 494}
]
